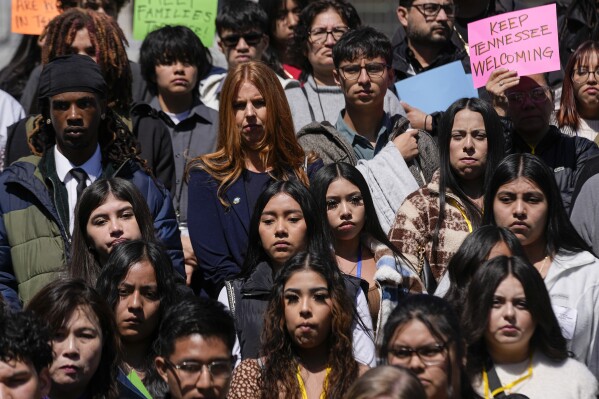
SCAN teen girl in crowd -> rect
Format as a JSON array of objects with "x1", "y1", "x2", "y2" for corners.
[
  {"x1": 258, "y1": 0, "x2": 307, "y2": 79},
  {"x1": 463, "y1": 256, "x2": 598, "y2": 398},
  {"x1": 557, "y1": 40, "x2": 599, "y2": 141},
  {"x1": 96, "y1": 240, "x2": 184, "y2": 399},
  {"x1": 285, "y1": 0, "x2": 404, "y2": 132},
  {"x1": 345, "y1": 366, "x2": 426, "y2": 399},
  {"x1": 311, "y1": 162, "x2": 423, "y2": 335},
  {"x1": 70, "y1": 178, "x2": 183, "y2": 283},
  {"x1": 389, "y1": 98, "x2": 505, "y2": 288},
  {"x1": 26, "y1": 279, "x2": 120, "y2": 399},
  {"x1": 228, "y1": 251, "x2": 369, "y2": 398},
  {"x1": 218, "y1": 180, "x2": 375, "y2": 366},
  {"x1": 379, "y1": 294, "x2": 478, "y2": 399},
  {"x1": 187, "y1": 60, "x2": 321, "y2": 297},
  {"x1": 436, "y1": 226, "x2": 525, "y2": 312},
  {"x1": 483, "y1": 153, "x2": 599, "y2": 377}
]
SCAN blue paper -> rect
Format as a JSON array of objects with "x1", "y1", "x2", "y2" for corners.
[{"x1": 394, "y1": 61, "x2": 478, "y2": 114}]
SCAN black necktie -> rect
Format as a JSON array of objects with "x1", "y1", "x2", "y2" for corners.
[{"x1": 70, "y1": 168, "x2": 88, "y2": 202}]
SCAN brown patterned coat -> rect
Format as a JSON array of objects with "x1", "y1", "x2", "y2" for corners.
[{"x1": 388, "y1": 171, "x2": 473, "y2": 282}]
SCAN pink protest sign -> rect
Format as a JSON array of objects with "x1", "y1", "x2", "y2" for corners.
[{"x1": 467, "y1": 4, "x2": 560, "y2": 88}]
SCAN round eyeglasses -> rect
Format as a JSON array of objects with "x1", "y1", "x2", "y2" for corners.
[{"x1": 572, "y1": 68, "x2": 599, "y2": 84}]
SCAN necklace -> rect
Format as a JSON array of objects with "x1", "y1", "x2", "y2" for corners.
[{"x1": 338, "y1": 246, "x2": 363, "y2": 277}]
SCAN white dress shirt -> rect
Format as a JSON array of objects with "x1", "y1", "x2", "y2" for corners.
[{"x1": 53, "y1": 144, "x2": 102, "y2": 234}]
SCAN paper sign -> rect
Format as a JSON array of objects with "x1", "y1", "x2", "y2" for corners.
[
  {"x1": 468, "y1": 4, "x2": 560, "y2": 88},
  {"x1": 11, "y1": 0, "x2": 59, "y2": 35},
  {"x1": 395, "y1": 61, "x2": 478, "y2": 114},
  {"x1": 133, "y1": 0, "x2": 217, "y2": 46}
]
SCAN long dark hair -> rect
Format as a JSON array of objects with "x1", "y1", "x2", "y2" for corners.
[
  {"x1": 462, "y1": 256, "x2": 568, "y2": 377},
  {"x1": 260, "y1": 251, "x2": 358, "y2": 398},
  {"x1": 26, "y1": 278, "x2": 120, "y2": 399},
  {"x1": 311, "y1": 162, "x2": 410, "y2": 261},
  {"x1": 69, "y1": 178, "x2": 156, "y2": 283},
  {"x1": 557, "y1": 40, "x2": 599, "y2": 131},
  {"x1": 483, "y1": 153, "x2": 591, "y2": 256},
  {"x1": 444, "y1": 226, "x2": 525, "y2": 318},
  {"x1": 434, "y1": 98, "x2": 505, "y2": 264},
  {"x1": 242, "y1": 180, "x2": 331, "y2": 277},
  {"x1": 0, "y1": 35, "x2": 41, "y2": 102},
  {"x1": 380, "y1": 294, "x2": 477, "y2": 399},
  {"x1": 95, "y1": 240, "x2": 183, "y2": 398}
]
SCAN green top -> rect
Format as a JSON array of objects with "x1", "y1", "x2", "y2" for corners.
[{"x1": 127, "y1": 370, "x2": 153, "y2": 399}]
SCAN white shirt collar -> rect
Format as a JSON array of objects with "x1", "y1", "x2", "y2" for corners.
[{"x1": 53, "y1": 144, "x2": 102, "y2": 182}]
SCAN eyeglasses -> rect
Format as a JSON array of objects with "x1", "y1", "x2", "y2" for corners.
[
  {"x1": 338, "y1": 62, "x2": 389, "y2": 81},
  {"x1": 412, "y1": 3, "x2": 457, "y2": 18},
  {"x1": 505, "y1": 86, "x2": 552, "y2": 105},
  {"x1": 308, "y1": 26, "x2": 349, "y2": 44},
  {"x1": 220, "y1": 32, "x2": 264, "y2": 48},
  {"x1": 164, "y1": 358, "x2": 235, "y2": 381},
  {"x1": 387, "y1": 343, "x2": 447, "y2": 366},
  {"x1": 572, "y1": 68, "x2": 599, "y2": 84}
]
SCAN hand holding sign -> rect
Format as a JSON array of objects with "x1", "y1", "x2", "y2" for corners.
[
  {"x1": 468, "y1": 4, "x2": 560, "y2": 88},
  {"x1": 485, "y1": 68, "x2": 520, "y2": 116}
]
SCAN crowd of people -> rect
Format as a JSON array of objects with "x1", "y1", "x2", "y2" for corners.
[{"x1": 1, "y1": 0, "x2": 599, "y2": 398}]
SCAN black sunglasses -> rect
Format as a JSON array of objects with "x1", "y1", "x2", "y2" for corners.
[{"x1": 221, "y1": 32, "x2": 264, "y2": 48}]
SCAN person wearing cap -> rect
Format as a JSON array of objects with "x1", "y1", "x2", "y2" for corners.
[{"x1": 0, "y1": 54, "x2": 184, "y2": 310}]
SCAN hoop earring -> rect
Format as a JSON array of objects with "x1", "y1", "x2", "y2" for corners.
[{"x1": 46, "y1": 118, "x2": 51, "y2": 125}]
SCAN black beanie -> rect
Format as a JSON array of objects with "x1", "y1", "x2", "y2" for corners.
[{"x1": 38, "y1": 54, "x2": 107, "y2": 100}]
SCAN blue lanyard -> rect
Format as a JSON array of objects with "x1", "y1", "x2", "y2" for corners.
[{"x1": 356, "y1": 246, "x2": 362, "y2": 278}]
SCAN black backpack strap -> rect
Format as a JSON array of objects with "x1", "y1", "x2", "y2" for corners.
[{"x1": 487, "y1": 363, "x2": 507, "y2": 398}]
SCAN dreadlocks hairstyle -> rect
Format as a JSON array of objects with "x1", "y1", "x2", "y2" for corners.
[
  {"x1": 28, "y1": 102, "x2": 148, "y2": 172},
  {"x1": 42, "y1": 8, "x2": 132, "y2": 113},
  {"x1": 260, "y1": 251, "x2": 359, "y2": 399},
  {"x1": 187, "y1": 60, "x2": 315, "y2": 207}
]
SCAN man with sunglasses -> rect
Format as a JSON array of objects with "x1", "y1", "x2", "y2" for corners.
[
  {"x1": 155, "y1": 297, "x2": 236, "y2": 399},
  {"x1": 491, "y1": 71, "x2": 599, "y2": 212},
  {"x1": 199, "y1": 2, "x2": 272, "y2": 110}
]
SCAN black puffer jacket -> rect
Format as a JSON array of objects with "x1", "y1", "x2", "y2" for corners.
[
  {"x1": 225, "y1": 261, "x2": 366, "y2": 360},
  {"x1": 509, "y1": 125, "x2": 599, "y2": 213}
]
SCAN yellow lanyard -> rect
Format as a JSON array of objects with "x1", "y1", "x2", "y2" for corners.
[
  {"x1": 529, "y1": 144, "x2": 536, "y2": 155},
  {"x1": 297, "y1": 365, "x2": 331, "y2": 399},
  {"x1": 482, "y1": 356, "x2": 533, "y2": 398},
  {"x1": 448, "y1": 198, "x2": 473, "y2": 233}
]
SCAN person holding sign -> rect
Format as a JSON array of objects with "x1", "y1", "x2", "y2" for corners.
[
  {"x1": 484, "y1": 153, "x2": 599, "y2": 379},
  {"x1": 487, "y1": 70, "x2": 599, "y2": 212}
]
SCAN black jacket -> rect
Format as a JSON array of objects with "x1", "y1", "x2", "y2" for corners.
[
  {"x1": 4, "y1": 105, "x2": 176, "y2": 193},
  {"x1": 225, "y1": 261, "x2": 366, "y2": 360},
  {"x1": 509, "y1": 125, "x2": 599, "y2": 213}
]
